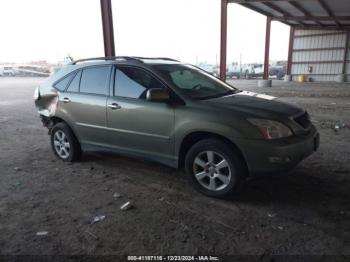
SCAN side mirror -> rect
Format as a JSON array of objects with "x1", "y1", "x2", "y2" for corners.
[{"x1": 146, "y1": 88, "x2": 170, "y2": 102}]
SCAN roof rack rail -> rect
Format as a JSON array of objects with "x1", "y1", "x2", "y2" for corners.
[
  {"x1": 70, "y1": 56, "x2": 141, "y2": 65},
  {"x1": 132, "y1": 57, "x2": 179, "y2": 62}
]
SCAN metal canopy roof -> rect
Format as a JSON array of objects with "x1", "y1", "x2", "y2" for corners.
[{"x1": 229, "y1": 0, "x2": 350, "y2": 29}]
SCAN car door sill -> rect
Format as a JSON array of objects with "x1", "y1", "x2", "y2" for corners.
[{"x1": 81, "y1": 142, "x2": 177, "y2": 168}]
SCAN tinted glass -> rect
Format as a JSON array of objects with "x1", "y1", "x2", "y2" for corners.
[
  {"x1": 80, "y1": 66, "x2": 110, "y2": 95},
  {"x1": 152, "y1": 64, "x2": 237, "y2": 100},
  {"x1": 115, "y1": 67, "x2": 163, "y2": 99},
  {"x1": 67, "y1": 70, "x2": 81, "y2": 93},
  {"x1": 54, "y1": 73, "x2": 75, "y2": 91}
]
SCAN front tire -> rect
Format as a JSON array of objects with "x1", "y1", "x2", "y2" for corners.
[
  {"x1": 50, "y1": 122, "x2": 81, "y2": 162},
  {"x1": 185, "y1": 139, "x2": 246, "y2": 197}
]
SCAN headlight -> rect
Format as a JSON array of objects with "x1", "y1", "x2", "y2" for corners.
[{"x1": 248, "y1": 118, "x2": 293, "y2": 139}]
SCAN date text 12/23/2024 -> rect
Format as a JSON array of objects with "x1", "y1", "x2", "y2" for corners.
[{"x1": 127, "y1": 256, "x2": 220, "y2": 261}]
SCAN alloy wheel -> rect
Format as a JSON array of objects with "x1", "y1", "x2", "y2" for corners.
[
  {"x1": 193, "y1": 150, "x2": 232, "y2": 191},
  {"x1": 53, "y1": 130, "x2": 71, "y2": 159}
]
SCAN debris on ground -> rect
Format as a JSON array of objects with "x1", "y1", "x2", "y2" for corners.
[
  {"x1": 340, "y1": 211, "x2": 350, "y2": 216},
  {"x1": 13, "y1": 167, "x2": 21, "y2": 172},
  {"x1": 113, "y1": 192, "x2": 121, "y2": 199},
  {"x1": 214, "y1": 231, "x2": 225, "y2": 236},
  {"x1": 120, "y1": 201, "x2": 133, "y2": 211},
  {"x1": 36, "y1": 231, "x2": 48, "y2": 236},
  {"x1": 332, "y1": 123, "x2": 350, "y2": 132},
  {"x1": 91, "y1": 215, "x2": 106, "y2": 224},
  {"x1": 85, "y1": 230, "x2": 98, "y2": 239},
  {"x1": 267, "y1": 213, "x2": 276, "y2": 218},
  {"x1": 341, "y1": 123, "x2": 350, "y2": 129}
]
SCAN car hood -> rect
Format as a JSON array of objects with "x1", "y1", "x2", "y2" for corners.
[{"x1": 204, "y1": 90, "x2": 302, "y2": 118}]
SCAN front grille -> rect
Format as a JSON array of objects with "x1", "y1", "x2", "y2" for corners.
[{"x1": 294, "y1": 112, "x2": 311, "y2": 129}]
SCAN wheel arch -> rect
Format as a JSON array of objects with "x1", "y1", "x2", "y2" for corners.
[
  {"x1": 44, "y1": 115, "x2": 80, "y2": 142},
  {"x1": 177, "y1": 131, "x2": 248, "y2": 175}
]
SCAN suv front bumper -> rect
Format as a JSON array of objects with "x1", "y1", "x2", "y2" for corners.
[{"x1": 236, "y1": 125, "x2": 320, "y2": 175}]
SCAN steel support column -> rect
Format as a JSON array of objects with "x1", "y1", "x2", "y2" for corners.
[
  {"x1": 220, "y1": 0, "x2": 228, "y2": 81},
  {"x1": 342, "y1": 31, "x2": 349, "y2": 74},
  {"x1": 263, "y1": 16, "x2": 271, "y2": 80},
  {"x1": 287, "y1": 26, "x2": 295, "y2": 75},
  {"x1": 100, "y1": 0, "x2": 115, "y2": 57}
]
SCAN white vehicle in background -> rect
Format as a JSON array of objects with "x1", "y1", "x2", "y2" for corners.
[
  {"x1": 242, "y1": 63, "x2": 264, "y2": 78},
  {"x1": 227, "y1": 62, "x2": 242, "y2": 79},
  {"x1": 269, "y1": 61, "x2": 287, "y2": 80},
  {"x1": 0, "y1": 66, "x2": 16, "y2": 76},
  {"x1": 197, "y1": 62, "x2": 219, "y2": 77}
]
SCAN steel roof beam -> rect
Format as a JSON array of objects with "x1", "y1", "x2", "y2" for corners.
[
  {"x1": 273, "y1": 16, "x2": 350, "y2": 21},
  {"x1": 229, "y1": 0, "x2": 310, "y2": 3},
  {"x1": 239, "y1": 2, "x2": 272, "y2": 17},
  {"x1": 317, "y1": 0, "x2": 341, "y2": 27},
  {"x1": 293, "y1": 25, "x2": 350, "y2": 30},
  {"x1": 239, "y1": 2, "x2": 292, "y2": 27},
  {"x1": 288, "y1": 1, "x2": 323, "y2": 26},
  {"x1": 263, "y1": 2, "x2": 289, "y2": 15},
  {"x1": 262, "y1": 1, "x2": 305, "y2": 25}
]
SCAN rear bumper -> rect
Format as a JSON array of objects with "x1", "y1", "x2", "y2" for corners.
[{"x1": 235, "y1": 125, "x2": 320, "y2": 175}]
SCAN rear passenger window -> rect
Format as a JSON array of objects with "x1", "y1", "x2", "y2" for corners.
[
  {"x1": 54, "y1": 73, "x2": 75, "y2": 91},
  {"x1": 114, "y1": 67, "x2": 164, "y2": 99},
  {"x1": 67, "y1": 71, "x2": 81, "y2": 93},
  {"x1": 80, "y1": 66, "x2": 110, "y2": 95}
]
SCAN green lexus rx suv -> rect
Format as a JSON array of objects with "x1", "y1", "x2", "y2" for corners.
[{"x1": 34, "y1": 57, "x2": 319, "y2": 197}]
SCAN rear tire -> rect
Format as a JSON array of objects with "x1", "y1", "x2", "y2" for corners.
[
  {"x1": 50, "y1": 122, "x2": 81, "y2": 162},
  {"x1": 185, "y1": 138, "x2": 246, "y2": 198}
]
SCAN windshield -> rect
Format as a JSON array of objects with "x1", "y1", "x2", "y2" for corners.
[{"x1": 152, "y1": 64, "x2": 238, "y2": 100}]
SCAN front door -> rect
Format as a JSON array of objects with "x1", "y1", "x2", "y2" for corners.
[{"x1": 106, "y1": 66, "x2": 174, "y2": 160}]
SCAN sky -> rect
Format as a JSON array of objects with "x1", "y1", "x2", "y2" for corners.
[{"x1": 0, "y1": 0, "x2": 290, "y2": 65}]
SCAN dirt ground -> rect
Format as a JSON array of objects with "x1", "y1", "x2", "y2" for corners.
[{"x1": 0, "y1": 77, "x2": 350, "y2": 257}]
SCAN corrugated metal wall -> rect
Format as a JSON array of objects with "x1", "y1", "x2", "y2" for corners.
[
  {"x1": 291, "y1": 29, "x2": 349, "y2": 82},
  {"x1": 346, "y1": 34, "x2": 350, "y2": 82}
]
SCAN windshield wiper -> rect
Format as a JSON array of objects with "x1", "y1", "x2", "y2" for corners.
[
  {"x1": 221, "y1": 89, "x2": 241, "y2": 96},
  {"x1": 195, "y1": 89, "x2": 239, "y2": 100},
  {"x1": 225, "y1": 89, "x2": 237, "y2": 95}
]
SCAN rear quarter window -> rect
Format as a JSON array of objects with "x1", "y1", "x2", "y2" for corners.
[
  {"x1": 54, "y1": 73, "x2": 75, "y2": 91},
  {"x1": 67, "y1": 71, "x2": 82, "y2": 93}
]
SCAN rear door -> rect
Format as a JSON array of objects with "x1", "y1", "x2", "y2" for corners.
[
  {"x1": 59, "y1": 65, "x2": 112, "y2": 146},
  {"x1": 106, "y1": 66, "x2": 175, "y2": 159}
]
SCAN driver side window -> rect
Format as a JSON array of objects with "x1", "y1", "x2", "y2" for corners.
[{"x1": 114, "y1": 67, "x2": 164, "y2": 99}]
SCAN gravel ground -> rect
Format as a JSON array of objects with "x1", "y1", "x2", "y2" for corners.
[{"x1": 0, "y1": 77, "x2": 349, "y2": 257}]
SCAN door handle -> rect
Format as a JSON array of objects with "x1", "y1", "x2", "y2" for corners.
[
  {"x1": 62, "y1": 97, "x2": 71, "y2": 103},
  {"x1": 107, "y1": 103, "x2": 121, "y2": 110}
]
